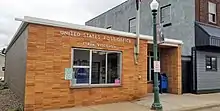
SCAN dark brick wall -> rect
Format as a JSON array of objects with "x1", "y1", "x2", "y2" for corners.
[{"x1": 195, "y1": 0, "x2": 220, "y2": 26}]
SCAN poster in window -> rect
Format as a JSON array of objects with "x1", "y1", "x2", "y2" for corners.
[{"x1": 75, "y1": 68, "x2": 89, "y2": 84}]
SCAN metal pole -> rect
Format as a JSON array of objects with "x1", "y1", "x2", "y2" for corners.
[{"x1": 151, "y1": 9, "x2": 162, "y2": 111}]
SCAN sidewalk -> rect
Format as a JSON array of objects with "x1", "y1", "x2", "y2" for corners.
[
  {"x1": 135, "y1": 93, "x2": 220, "y2": 111},
  {"x1": 47, "y1": 93, "x2": 220, "y2": 111}
]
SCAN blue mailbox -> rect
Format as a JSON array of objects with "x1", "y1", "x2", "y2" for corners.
[{"x1": 159, "y1": 73, "x2": 168, "y2": 93}]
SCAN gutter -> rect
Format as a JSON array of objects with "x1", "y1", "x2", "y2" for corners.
[{"x1": 134, "y1": 0, "x2": 141, "y2": 65}]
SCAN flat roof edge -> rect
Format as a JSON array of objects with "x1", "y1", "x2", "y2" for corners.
[{"x1": 8, "y1": 16, "x2": 182, "y2": 51}]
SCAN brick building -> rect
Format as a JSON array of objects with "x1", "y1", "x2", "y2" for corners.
[
  {"x1": 86, "y1": 0, "x2": 220, "y2": 94},
  {"x1": 4, "y1": 16, "x2": 182, "y2": 110}
]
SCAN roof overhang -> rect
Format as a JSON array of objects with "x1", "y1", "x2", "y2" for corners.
[
  {"x1": 196, "y1": 22, "x2": 220, "y2": 37},
  {"x1": 195, "y1": 22, "x2": 220, "y2": 47},
  {"x1": 7, "y1": 16, "x2": 183, "y2": 52}
]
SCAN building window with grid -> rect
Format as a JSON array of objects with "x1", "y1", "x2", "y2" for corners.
[
  {"x1": 206, "y1": 56, "x2": 217, "y2": 71},
  {"x1": 71, "y1": 48, "x2": 122, "y2": 86},
  {"x1": 160, "y1": 4, "x2": 172, "y2": 27},
  {"x1": 208, "y1": 2, "x2": 217, "y2": 23},
  {"x1": 129, "y1": 17, "x2": 136, "y2": 34}
]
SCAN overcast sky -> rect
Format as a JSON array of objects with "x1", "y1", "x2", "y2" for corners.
[{"x1": 0, "y1": 0, "x2": 126, "y2": 49}]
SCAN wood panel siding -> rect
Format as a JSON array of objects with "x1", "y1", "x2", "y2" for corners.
[{"x1": 196, "y1": 50, "x2": 220, "y2": 90}]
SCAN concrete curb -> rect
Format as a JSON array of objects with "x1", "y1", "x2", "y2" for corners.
[{"x1": 168, "y1": 103, "x2": 220, "y2": 111}]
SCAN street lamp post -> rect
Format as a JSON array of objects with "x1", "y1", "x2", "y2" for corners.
[{"x1": 150, "y1": 0, "x2": 163, "y2": 110}]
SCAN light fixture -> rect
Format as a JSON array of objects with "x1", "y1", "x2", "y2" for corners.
[{"x1": 150, "y1": 0, "x2": 159, "y2": 11}]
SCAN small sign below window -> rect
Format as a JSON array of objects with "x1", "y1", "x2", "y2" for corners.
[{"x1": 206, "y1": 65, "x2": 211, "y2": 69}]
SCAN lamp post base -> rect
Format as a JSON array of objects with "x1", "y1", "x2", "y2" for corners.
[{"x1": 151, "y1": 103, "x2": 163, "y2": 111}]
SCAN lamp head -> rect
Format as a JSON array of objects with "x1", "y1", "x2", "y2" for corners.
[{"x1": 150, "y1": 0, "x2": 159, "y2": 11}]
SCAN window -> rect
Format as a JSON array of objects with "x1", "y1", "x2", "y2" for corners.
[
  {"x1": 160, "y1": 4, "x2": 172, "y2": 27},
  {"x1": 72, "y1": 49, "x2": 90, "y2": 85},
  {"x1": 206, "y1": 56, "x2": 217, "y2": 71},
  {"x1": 208, "y1": 2, "x2": 216, "y2": 23},
  {"x1": 71, "y1": 48, "x2": 122, "y2": 86},
  {"x1": 106, "y1": 26, "x2": 112, "y2": 30},
  {"x1": 129, "y1": 17, "x2": 136, "y2": 34}
]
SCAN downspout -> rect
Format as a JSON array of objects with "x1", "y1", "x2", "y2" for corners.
[{"x1": 134, "y1": 0, "x2": 141, "y2": 65}]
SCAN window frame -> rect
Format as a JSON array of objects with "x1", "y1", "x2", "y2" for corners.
[
  {"x1": 71, "y1": 48, "x2": 122, "y2": 87},
  {"x1": 128, "y1": 17, "x2": 136, "y2": 34},
  {"x1": 208, "y1": 2, "x2": 217, "y2": 24},
  {"x1": 206, "y1": 56, "x2": 217, "y2": 71},
  {"x1": 71, "y1": 48, "x2": 91, "y2": 86},
  {"x1": 160, "y1": 4, "x2": 172, "y2": 27}
]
